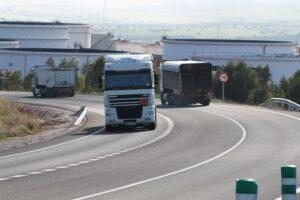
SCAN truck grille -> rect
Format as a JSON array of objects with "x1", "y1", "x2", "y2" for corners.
[
  {"x1": 116, "y1": 106, "x2": 143, "y2": 119},
  {"x1": 109, "y1": 94, "x2": 149, "y2": 107}
]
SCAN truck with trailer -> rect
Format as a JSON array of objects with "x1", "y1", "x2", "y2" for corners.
[
  {"x1": 160, "y1": 60, "x2": 212, "y2": 106},
  {"x1": 104, "y1": 54, "x2": 157, "y2": 131},
  {"x1": 32, "y1": 65, "x2": 76, "y2": 97}
]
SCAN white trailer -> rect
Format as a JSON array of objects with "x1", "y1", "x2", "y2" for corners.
[
  {"x1": 104, "y1": 54, "x2": 157, "y2": 131},
  {"x1": 32, "y1": 65, "x2": 76, "y2": 97}
]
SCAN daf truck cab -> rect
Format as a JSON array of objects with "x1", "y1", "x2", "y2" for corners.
[{"x1": 104, "y1": 54, "x2": 157, "y2": 131}]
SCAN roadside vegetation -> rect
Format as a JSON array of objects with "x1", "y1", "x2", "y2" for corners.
[
  {"x1": 1, "y1": 57, "x2": 299, "y2": 105},
  {"x1": 213, "y1": 61, "x2": 300, "y2": 104},
  {"x1": 0, "y1": 96, "x2": 40, "y2": 140}
]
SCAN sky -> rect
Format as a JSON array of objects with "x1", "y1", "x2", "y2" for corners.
[{"x1": 1, "y1": 0, "x2": 300, "y2": 24}]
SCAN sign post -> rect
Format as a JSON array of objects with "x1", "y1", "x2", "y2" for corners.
[
  {"x1": 0, "y1": 70, "x2": 9, "y2": 91},
  {"x1": 219, "y1": 72, "x2": 229, "y2": 101}
]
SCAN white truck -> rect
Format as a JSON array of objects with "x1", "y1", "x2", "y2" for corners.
[
  {"x1": 104, "y1": 54, "x2": 157, "y2": 131},
  {"x1": 32, "y1": 65, "x2": 76, "y2": 97}
]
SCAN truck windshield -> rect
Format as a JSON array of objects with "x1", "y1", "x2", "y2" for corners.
[{"x1": 105, "y1": 69, "x2": 152, "y2": 90}]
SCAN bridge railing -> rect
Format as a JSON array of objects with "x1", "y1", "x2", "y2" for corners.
[{"x1": 260, "y1": 98, "x2": 300, "y2": 112}]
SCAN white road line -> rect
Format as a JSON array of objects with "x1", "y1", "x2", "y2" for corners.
[
  {"x1": 43, "y1": 169, "x2": 56, "y2": 172},
  {"x1": 72, "y1": 110, "x2": 247, "y2": 200},
  {"x1": 10, "y1": 175, "x2": 27, "y2": 178},
  {"x1": 0, "y1": 178, "x2": 10, "y2": 181},
  {"x1": 56, "y1": 166, "x2": 69, "y2": 169},
  {"x1": 0, "y1": 114, "x2": 174, "y2": 182},
  {"x1": 0, "y1": 127, "x2": 105, "y2": 160},
  {"x1": 27, "y1": 172, "x2": 43, "y2": 175}
]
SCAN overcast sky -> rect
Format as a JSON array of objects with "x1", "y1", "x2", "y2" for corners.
[{"x1": 1, "y1": 0, "x2": 300, "y2": 24}]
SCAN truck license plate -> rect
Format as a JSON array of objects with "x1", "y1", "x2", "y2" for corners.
[{"x1": 125, "y1": 122, "x2": 136, "y2": 126}]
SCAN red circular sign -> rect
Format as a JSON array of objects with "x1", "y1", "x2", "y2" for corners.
[{"x1": 219, "y1": 72, "x2": 229, "y2": 83}]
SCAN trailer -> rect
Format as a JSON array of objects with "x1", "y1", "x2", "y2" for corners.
[
  {"x1": 32, "y1": 65, "x2": 76, "y2": 97},
  {"x1": 160, "y1": 60, "x2": 212, "y2": 106}
]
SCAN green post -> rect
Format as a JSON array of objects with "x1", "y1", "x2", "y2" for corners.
[
  {"x1": 281, "y1": 165, "x2": 297, "y2": 200},
  {"x1": 236, "y1": 178, "x2": 258, "y2": 200}
]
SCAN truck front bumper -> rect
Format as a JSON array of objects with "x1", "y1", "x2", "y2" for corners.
[{"x1": 105, "y1": 105, "x2": 156, "y2": 126}]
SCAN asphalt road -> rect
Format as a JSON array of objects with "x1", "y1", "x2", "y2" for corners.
[{"x1": 0, "y1": 92, "x2": 300, "y2": 200}]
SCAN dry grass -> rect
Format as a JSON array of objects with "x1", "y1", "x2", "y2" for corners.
[{"x1": 0, "y1": 96, "x2": 41, "y2": 140}]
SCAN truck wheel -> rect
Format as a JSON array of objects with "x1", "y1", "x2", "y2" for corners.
[
  {"x1": 32, "y1": 89, "x2": 37, "y2": 97},
  {"x1": 202, "y1": 101, "x2": 210, "y2": 106},
  {"x1": 148, "y1": 123, "x2": 157, "y2": 130},
  {"x1": 168, "y1": 96, "x2": 174, "y2": 106},
  {"x1": 106, "y1": 125, "x2": 113, "y2": 132},
  {"x1": 160, "y1": 92, "x2": 166, "y2": 105}
]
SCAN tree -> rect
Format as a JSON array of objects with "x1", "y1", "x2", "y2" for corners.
[
  {"x1": 58, "y1": 57, "x2": 79, "y2": 70},
  {"x1": 45, "y1": 57, "x2": 55, "y2": 67},
  {"x1": 288, "y1": 70, "x2": 300, "y2": 104},
  {"x1": 23, "y1": 73, "x2": 33, "y2": 91},
  {"x1": 221, "y1": 61, "x2": 256, "y2": 103},
  {"x1": 4, "y1": 71, "x2": 23, "y2": 91},
  {"x1": 83, "y1": 57, "x2": 105, "y2": 92},
  {"x1": 279, "y1": 77, "x2": 290, "y2": 98}
]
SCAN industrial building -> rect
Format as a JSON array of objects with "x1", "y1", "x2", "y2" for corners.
[
  {"x1": 0, "y1": 21, "x2": 128, "y2": 75},
  {"x1": 0, "y1": 39, "x2": 19, "y2": 49},
  {"x1": 91, "y1": 33, "x2": 116, "y2": 50},
  {"x1": 0, "y1": 48, "x2": 126, "y2": 75},
  {"x1": 0, "y1": 21, "x2": 91, "y2": 49},
  {"x1": 163, "y1": 38, "x2": 300, "y2": 83}
]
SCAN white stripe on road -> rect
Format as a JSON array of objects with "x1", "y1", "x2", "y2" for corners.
[
  {"x1": 0, "y1": 114, "x2": 174, "y2": 182},
  {"x1": 0, "y1": 127, "x2": 105, "y2": 160},
  {"x1": 72, "y1": 111, "x2": 247, "y2": 200}
]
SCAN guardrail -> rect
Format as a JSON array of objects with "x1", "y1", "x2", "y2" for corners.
[
  {"x1": 74, "y1": 106, "x2": 87, "y2": 126},
  {"x1": 260, "y1": 98, "x2": 300, "y2": 112}
]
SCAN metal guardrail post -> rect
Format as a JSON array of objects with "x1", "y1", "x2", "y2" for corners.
[
  {"x1": 236, "y1": 178, "x2": 258, "y2": 200},
  {"x1": 281, "y1": 165, "x2": 297, "y2": 200}
]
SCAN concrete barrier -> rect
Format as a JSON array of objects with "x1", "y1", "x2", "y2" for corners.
[{"x1": 74, "y1": 106, "x2": 87, "y2": 126}]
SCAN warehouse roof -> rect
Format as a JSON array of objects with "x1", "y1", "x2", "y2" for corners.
[
  {"x1": 0, "y1": 21, "x2": 87, "y2": 26},
  {"x1": 163, "y1": 38, "x2": 294, "y2": 44},
  {"x1": 0, "y1": 39, "x2": 18, "y2": 41},
  {"x1": 2, "y1": 48, "x2": 127, "y2": 54}
]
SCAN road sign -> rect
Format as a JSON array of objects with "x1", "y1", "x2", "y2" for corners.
[
  {"x1": 219, "y1": 72, "x2": 229, "y2": 83},
  {"x1": 0, "y1": 69, "x2": 9, "y2": 77}
]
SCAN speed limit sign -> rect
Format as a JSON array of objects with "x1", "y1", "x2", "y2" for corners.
[
  {"x1": 219, "y1": 72, "x2": 228, "y2": 83},
  {"x1": 219, "y1": 72, "x2": 229, "y2": 101}
]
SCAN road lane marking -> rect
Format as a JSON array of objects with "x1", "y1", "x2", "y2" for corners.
[
  {"x1": 27, "y1": 172, "x2": 43, "y2": 175},
  {"x1": 10, "y1": 175, "x2": 27, "y2": 178},
  {"x1": 0, "y1": 114, "x2": 174, "y2": 182},
  {"x1": 0, "y1": 127, "x2": 105, "y2": 160},
  {"x1": 72, "y1": 111, "x2": 247, "y2": 200}
]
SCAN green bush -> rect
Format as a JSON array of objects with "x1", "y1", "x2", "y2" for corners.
[{"x1": 4, "y1": 71, "x2": 23, "y2": 91}]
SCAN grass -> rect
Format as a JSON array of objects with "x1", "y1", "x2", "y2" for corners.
[{"x1": 0, "y1": 96, "x2": 41, "y2": 141}]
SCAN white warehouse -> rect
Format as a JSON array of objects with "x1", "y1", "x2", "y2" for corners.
[
  {"x1": 0, "y1": 48, "x2": 126, "y2": 75},
  {"x1": 163, "y1": 38, "x2": 300, "y2": 83},
  {"x1": 0, "y1": 39, "x2": 19, "y2": 48},
  {"x1": 0, "y1": 21, "x2": 91, "y2": 49}
]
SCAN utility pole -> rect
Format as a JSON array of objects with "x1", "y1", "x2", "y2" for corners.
[{"x1": 102, "y1": 0, "x2": 107, "y2": 25}]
